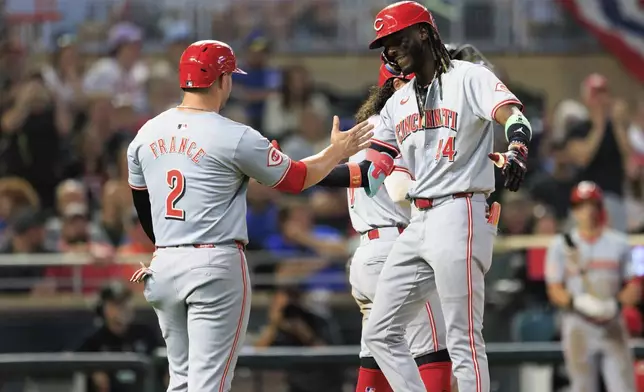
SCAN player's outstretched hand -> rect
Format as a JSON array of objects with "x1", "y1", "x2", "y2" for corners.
[
  {"x1": 488, "y1": 142, "x2": 528, "y2": 192},
  {"x1": 330, "y1": 116, "x2": 374, "y2": 159}
]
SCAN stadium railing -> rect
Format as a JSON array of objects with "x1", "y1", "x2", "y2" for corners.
[
  {"x1": 0, "y1": 234, "x2": 642, "y2": 294},
  {"x1": 2, "y1": 342, "x2": 644, "y2": 392}
]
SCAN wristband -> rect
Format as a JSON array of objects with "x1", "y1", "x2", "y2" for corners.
[
  {"x1": 347, "y1": 162, "x2": 362, "y2": 188},
  {"x1": 505, "y1": 112, "x2": 532, "y2": 145}
]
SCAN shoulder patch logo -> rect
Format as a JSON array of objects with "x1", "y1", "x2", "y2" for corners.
[
  {"x1": 495, "y1": 82, "x2": 510, "y2": 93},
  {"x1": 267, "y1": 146, "x2": 284, "y2": 167}
]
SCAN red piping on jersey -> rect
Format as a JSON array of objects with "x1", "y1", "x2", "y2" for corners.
[
  {"x1": 424, "y1": 302, "x2": 438, "y2": 352},
  {"x1": 491, "y1": 99, "x2": 523, "y2": 122},
  {"x1": 129, "y1": 183, "x2": 147, "y2": 191},
  {"x1": 272, "y1": 160, "x2": 307, "y2": 194},
  {"x1": 465, "y1": 197, "x2": 482, "y2": 392},
  {"x1": 219, "y1": 245, "x2": 248, "y2": 392}
]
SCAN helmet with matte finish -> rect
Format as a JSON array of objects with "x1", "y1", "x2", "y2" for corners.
[
  {"x1": 179, "y1": 40, "x2": 246, "y2": 89},
  {"x1": 370, "y1": 1, "x2": 437, "y2": 50},
  {"x1": 378, "y1": 62, "x2": 414, "y2": 87}
]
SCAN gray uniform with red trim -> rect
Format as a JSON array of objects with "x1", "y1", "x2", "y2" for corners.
[
  {"x1": 127, "y1": 108, "x2": 293, "y2": 392},
  {"x1": 362, "y1": 60, "x2": 520, "y2": 392},
  {"x1": 348, "y1": 115, "x2": 447, "y2": 361},
  {"x1": 545, "y1": 229, "x2": 636, "y2": 392}
]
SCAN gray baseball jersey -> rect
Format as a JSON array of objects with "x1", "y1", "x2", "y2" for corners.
[
  {"x1": 545, "y1": 229, "x2": 636, "y2": 392},
  {"x1": 348, "y1": 115, "x2": 412, "y2": 233},
  {"x1": 545, "y1": 229, "x2": 635, "y2": 296},
  {"x1": 127, "y1": 108, "x2": 292, "y2": 247},
  {"x1": 373, "y1": 60, "x2": 521, "y2": 199},
  {"x1": 363, "y1": 60, "x2": 518, "y2": 392}
]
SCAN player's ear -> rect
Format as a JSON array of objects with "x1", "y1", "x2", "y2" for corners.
[{"x1": 418, "y1": 24, "x2": 429, "y2": 41}]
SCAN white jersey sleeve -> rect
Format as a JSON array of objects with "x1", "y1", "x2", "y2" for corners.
[
  {"x1": 373, "y1": 100, "x2": 400, "y2": 154},
  {"x1": 127, "y1": 139, "x2": 147, "y2": 190},
  {"x1": 464, "y1": 65, "x2": 523, "y2": 122},
  {"x1": 545, "y1": 235, "x2": 566, "y2": 284},
  {"x1": 232, "y1": 127, "x2": 292, "y2": 187}
]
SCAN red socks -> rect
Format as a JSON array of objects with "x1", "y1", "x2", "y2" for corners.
[
  {"x1": 418, "y1": 361, "x2": 452, "y2": 392},
  {"x1": 356, "y1": 367, "x2": 393, "y2": 392}
]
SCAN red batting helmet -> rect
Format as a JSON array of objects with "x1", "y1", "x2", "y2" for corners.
[
  {"x1": 570, "y1": 181, "x2": 607, "y2": 225},
  {"x1": 179, "y1": 40, "x2": 246, "y2": 89},
  {"x1": 378, "y1": 62, "x2": 414, "y2": 87},
  {"x1": 369, "y1": 1, "x2": 437, "y2": 50}
]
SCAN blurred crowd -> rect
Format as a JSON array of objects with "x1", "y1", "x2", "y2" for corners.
[{"x1": 0, "y1": 6, "x2": 644, "y2": 304}]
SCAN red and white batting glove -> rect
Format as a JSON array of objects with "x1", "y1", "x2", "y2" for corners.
[
  {"x1": 130, "y1": 262, "x2": 153, "y2": 283},
  {"x1": 488, "y1": 141, "x2": 528, "y2": 192}
]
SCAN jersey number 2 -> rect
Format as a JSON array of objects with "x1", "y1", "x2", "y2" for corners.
[
  {"x1": 435, "y1": 136, "x2": 456, "y2": 162},
  {"x1": 165, "y1": 169, "x2": 186, "y2": 220}
]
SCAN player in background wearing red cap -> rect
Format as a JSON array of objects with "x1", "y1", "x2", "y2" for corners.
[{"x1": 545, "y1": 181, "x2": 640, "y2": 392}]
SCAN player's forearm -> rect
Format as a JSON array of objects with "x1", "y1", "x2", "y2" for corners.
[
  {"x1": 300, "y1": 145, "x2": 346, "y2": 190},
  {"x1": 317, "y1": 161, "x2": 368, "y2": 188},
  {"x1": 547, "y1": 283, "x2": 572, "y2": 309},
  {"x1": 131, "y1": 189, "x2": 156, "y2": 244},
  {"x1": 494, "y1": 104, "x2": 532, "y2": 146},
  {"x1": 618, "y1": 280, "x2": 641, "y2": 307}
]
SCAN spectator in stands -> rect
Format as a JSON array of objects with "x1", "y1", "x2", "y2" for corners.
[
  {"x1": 234, "y1": 31, "x2": 282, "y2": 129},
  {"x1": 499, "y1": 190, "x2": 533, "y2": 235},
  {"x1": 280, "y1": 107, "x2": 330, "y2": 161},
  {"x1": 77, "y1": 281, "x2": 159, "y2": 392},
  {"x1": 0, "y1": 40, "x2": 26, "y2": 108},
  {"x1": 247, "y1": 179, "x2": 280, "y2": 250},
  {"x1": 255, "y1": 286, "x2": 344, "y2": 392},
  {"x1": 626, "y1": 97, "x2": 644, "y2": 232},
  {"x1": 83, "y1": 22, "x2": 149, "y2": 113},
  {"x1": 0, "y1": 177, "x2": 40, "y2": 242},
  {"x1": 41, "y1": 33, "x2": 86, "y2": 110},
  {"x1": 42, "y1": 203, "x2": 116, "y2": 294},
  {"x1": 266, "y1": 201, "x2": 349, "y2": 311},
  {"x1": 263, "y1": 65, "x2": 330, "y2": 141},
  {"x1": 0, "y1": 208, "x2": 50, "y2": 294},
  {"x1": 566, "y1": 74, "x2": 631, "y2": 232},
  {"x1": 527, "y1": 141, "x2": 577, "y2": 221},
  {"x1": 0, "y1": 70, "x2": 68, "y2": 210},
  {"x1": 118, "y1": 213, "x2": 154, "y2": 255},
  {"x1": 63, "y1": 93, "x2": 113, "y2": 196},
  {"x1": 45, "y1": 179, "x2": 108, "y2": 250},
  {"x1": 102, "y1": 144, "x2": 134, "y2": 246}
]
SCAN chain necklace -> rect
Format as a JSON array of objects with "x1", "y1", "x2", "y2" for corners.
[
  {"x1": 414, "y1": 80, "x2": 430, "y2": 122},
  {"x1": 176, "y1": 105, "x2": 216, "y2": 112}
]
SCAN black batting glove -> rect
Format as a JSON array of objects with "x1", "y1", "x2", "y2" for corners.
[{"x1": 488, "y1": 142, "x2": 528, "y2": 192}]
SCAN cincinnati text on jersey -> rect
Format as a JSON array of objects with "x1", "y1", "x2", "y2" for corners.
[
  {"x1": 395, "y1": 108, "x2": 459, "y2": 144},
  {"x1": 149, "y1": 136, "x2": 207, "y2": 164}
]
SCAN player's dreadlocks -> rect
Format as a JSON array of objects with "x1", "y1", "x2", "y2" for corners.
[
  {"x1": 424, "y1": 24, "x2": 451, "y2": 99},
  {"x1": 355, "y1": 78, "x2": 397, "y2": 124}
]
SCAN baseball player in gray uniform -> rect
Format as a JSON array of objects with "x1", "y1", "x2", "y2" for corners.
[
  {"x1": 345, "y1": 63, "x2": 452, "y2": 392},
  {"x1": 311, "y1": 2, "x2": 530, "y2": 388},
  {"x1": 545, "y1": 181, "x2": 641, "y2": 392},
  {"x1": 360, "y1": 2, "x2": 530, "y2": 391},
  {"x1": 126, "y1": 40, "x2": 374, "y2": 392}
]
